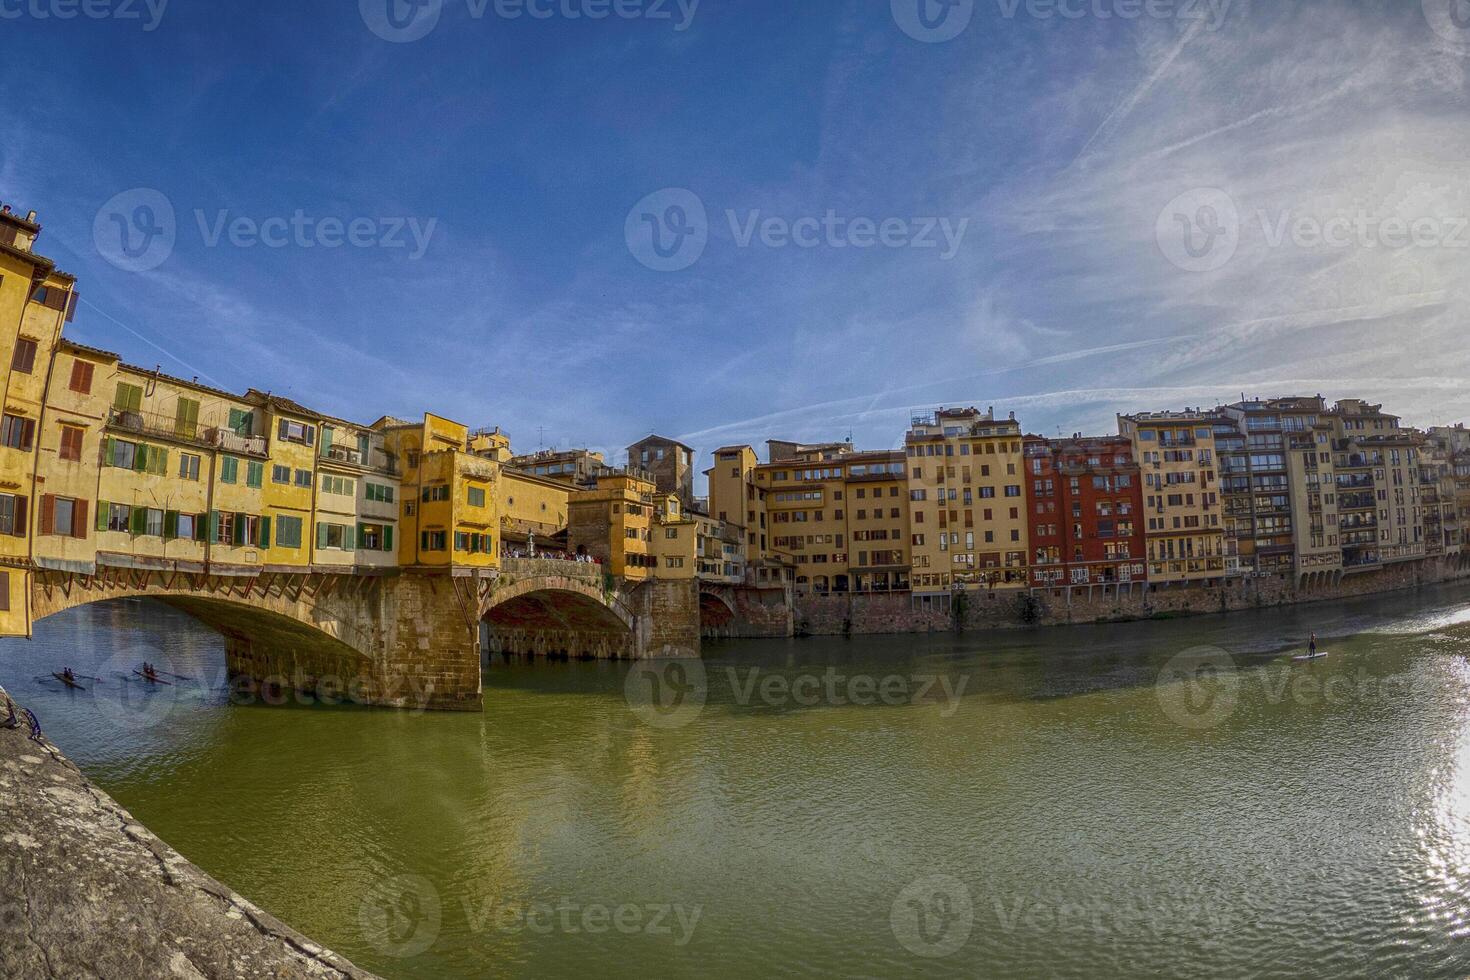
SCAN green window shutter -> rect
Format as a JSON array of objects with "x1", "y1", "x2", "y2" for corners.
[
  {"x1": 221, "y1": 456, "x2": 237, "y2": 484},
  {"x1": 232, "y1": 513, "x2": 246, "y2": 546},
  {"x1": 194, "y1": 514, "x2": 207, "y2": 542},
  {"x1": 247, "y1": 461, "x2": 263, "y2": 488},
  {"x1": 164, "y1": 510, "x2": 178, "y2": 539},
  {"x1": 317, "y1": 522, "x2": 328, "y2": 549},
  {"x1": 321, "y1": 426, "x2": 333, "y2": 452},
  {"x1": 208, "y1": 511, "x2": 220, "y2": 543},
  {"x1": 258, "y1": 516, "x2": 271, "y2": 548},
  {"x1": 96, "y1": 501, "x2": 109, "y2": 531},
  {"x1": 133, "y1": 444, "x2": 147, "y2": 472},
  {"x1": 103, "y1": 437, "x2": 115, "y2": 466},
  {"x1": 383, "y1": 525, "x2": 393, "y2": 552},
  {"x1": 130, "y1": 507, "x2": 146, "y2": 535},
  {"x1": 152, "y1": 448, "x2": 168, "y2": 476},
  {"x1": 344, "y1": 524, "x2": 356, "y2": 550}
]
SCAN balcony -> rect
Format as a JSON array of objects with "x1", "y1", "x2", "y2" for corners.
[
  {"x1": 320, "y1": 443, "x2": 398, "y2": 476},
  {"x1": 107, "y1": 408, "x2": 268, "y2": 457}
]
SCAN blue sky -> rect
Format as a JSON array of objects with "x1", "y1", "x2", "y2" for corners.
[{"x1": 3, "y1": 0, "x2": 1468, "y2": 481}]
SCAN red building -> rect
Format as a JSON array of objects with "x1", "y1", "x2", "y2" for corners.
[{"x1": 1024, "y1": 435, "x2": 1146, "y2": 587}]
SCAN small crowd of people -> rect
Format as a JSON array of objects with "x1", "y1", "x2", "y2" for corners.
[{"x1": 500, "y1": 546, "x2": 602, "y2": 565}]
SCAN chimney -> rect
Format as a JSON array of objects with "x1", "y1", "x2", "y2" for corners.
[
  {"x1": 24, "y1": 210, "x2": 35, "y2": 223},
  {"x1": 1, "y1": 205, "x2": 10, "y2": 214}
]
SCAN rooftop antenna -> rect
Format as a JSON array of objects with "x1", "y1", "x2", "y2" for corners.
[{"x1": 537, "y1": 426, "x2": 546, "y2": 450}]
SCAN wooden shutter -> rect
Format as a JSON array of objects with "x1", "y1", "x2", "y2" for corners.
[
  {"x1": 20, "y1": 418, "x2": 34, "y2": 451},
  {"x1": 38, "y1": 495, "x2": 53, "y2": 535},
  {"x1": 258, "y1": 516, "x2": 271, "y2": 548},
  {"x1": 96, "y1": 501, "x2": 109, "y2": 531},
  {"x1": 207, "y1": 511, "x2": 220, "y2": 543},
  {"x1": 65, "y1": 289, "x2": 77, "y2": 322},
  {"x1": 232, "y1": 513, "x2": 246, "y2": 546},
  {"x1": 164, "y1": 510, "x2": 178, "y2": 540},
  {"x1": 278, "y1": 418, "x2": 289, "y2": 440},
  {"x1": 317, "y1": 522, "x2": 328, "y2": 549},
  {"x1": 344, "y1": 524, "x2": 356, "y2": 550},
  {"x1": 11, "y1": 495, "x2": 24, "y2": 537},
  {"x1": 130, "y1": 507, "x2": 146, "y2": 535},
  {"x1": 320, "y1": 426, "x2": 333, "y2": 451},
  {"x1": 383, "y1": 525, "x2": 393, "y2": 552},
  {"x1": 72, "y1": 500, "x2": 87, "y2": 538}
]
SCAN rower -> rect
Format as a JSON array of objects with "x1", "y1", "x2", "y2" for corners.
[{"x1": 61, "y1": 667, "x2": 76, "y2": 685}]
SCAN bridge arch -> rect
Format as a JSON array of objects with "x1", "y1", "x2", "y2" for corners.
[{"x1": 480, "y1": 575, "x2": 637, "y2": 660}]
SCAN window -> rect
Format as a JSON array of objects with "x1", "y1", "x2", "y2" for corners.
[
  {"x1": 175, "y1": 397, "x2": 199, "y2": 438},
  {"x1": 294, "y1": 468, "x2": 312, "y2": 488},
  {"x1": 246, "y1": 460, "x2": 264, "y2": 488},
  {"x1": 220, "y1": 455, "x2": 239, "y2": 484},
  {"x1": 467, "y1": 486, "x2": 486, "y2": 508},
  {"x1": 10, "y1": 338, "x2": 37, "y2": 374},
  {"x1": 214, "y1": 511, "x2": 235, "y2": 544},
  {"x1": 58, "y1": 425, "x2": 83, "y2": 461},
  {"x1": 321, "y1": 474, "x2": 355, "y2": 495},
  {"x1": 366, "y1": 482, "x2": 395, "y2": 503},
  {"x1": 272, "y1": 464, "x2": 290, "y2": 484},
  {"x1": 144, "y1": 508, "x2": 164, "y2": 537},
  {"x1": 359, "y1": 523, "x2": 391, "y2": 551},
  {"x1": 421, "y1": 484, "x2": 449, "y2": 502},
  {"x1": 317, "y1": 522, "x2": 356, "y2": 551},
  {"x1": 1, "y1": 414, "x2": 35, "y2": 451},
  {"x1": 166, "y1": 512, "x2": 199, "y2": 541},
  {"x1": 68, "y1": 359, "x2": 94, "y2": 394},
  {"x1": 106, "y1": 502, "x2": 131, "y2": 532},
  {"x1": 40, "y1": 495, "x2": 84, "y2": 537},
  {"x1": 0, "y1": 493, "x2": 26, "y2": 536},
  {"x1": 277, "y1": 418, "x2": 315, "y2": 445},
  {"x1": 113, "y1": 382, "x2": 143, "y2": 414},
  {"x1": 177, "y1": 453, "x2": 201, "y2": 480},
  {"x1": 420, "y1": 530, "x2": 447, "y2": 551},
  {"x1": 275, "y1": 516, "x2": 303, "y2": 549}
]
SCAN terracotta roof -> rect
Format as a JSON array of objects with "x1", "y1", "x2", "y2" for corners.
[{"x1": 59, "y1": 338, "x2": 121, "y2": 362}]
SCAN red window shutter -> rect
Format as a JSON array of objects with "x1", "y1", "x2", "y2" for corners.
[
  {"x1": 68, "y1": 360, "x2": 94, "y2": 394},
  {"x1": 20, "y1": 419, "x2": 34, "y2": 451},
  {"x1": 72, "y1": 499, "x2": 87, "y2": 538},
  {"x1": 39, "y1": 495, "x2": 53, "y2": 535}
]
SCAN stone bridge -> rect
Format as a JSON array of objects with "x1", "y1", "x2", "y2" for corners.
[{"x1": 30, "y1": 556, "x2": 699, "y2": 711}]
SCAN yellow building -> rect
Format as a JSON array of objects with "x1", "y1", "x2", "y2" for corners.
[
  {"x1": 906, "y1": 407, "x2": 1028, "y2": 595},
  {"x1": 754, "y1": 443, "x2": 909, "y2": 595},
  {"x1": 568, "y1": 470, "x2": 656, "y2": 579},
  {"x1": 0, "y1": 204, "x2": 78, "y2": 633},
  {"x1": 499, "y1": 469, "x2": 570, "y2": 555},
  {"x1": 377, "y1": 413, "x2": 497, "y2": 569},
  {"x1": 650, "y1": 492, "x2": 697, "y2": 579},
  {"x1": 1118, "y1": 410, "x2": 1226, "y2": 584}
]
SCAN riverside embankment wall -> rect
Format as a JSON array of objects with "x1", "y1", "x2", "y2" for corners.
[
  {"x1": 0, "y1": 684, "x2": 376, "y2": 980},
  {"x1": 790, "y1": 557, "x2": 1470, "y2": 636}
]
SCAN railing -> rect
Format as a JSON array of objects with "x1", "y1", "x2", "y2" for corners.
[
  {"x1": 205, "y1": 426, "x2": 268, "y2": 457},
  {"x1": 500, "y1": 556, "x2": 602, "y2": 582}
]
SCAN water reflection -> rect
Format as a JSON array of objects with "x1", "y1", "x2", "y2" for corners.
[{"x1": 3, "y1": 589, "x2": 1470, "y2": 977}]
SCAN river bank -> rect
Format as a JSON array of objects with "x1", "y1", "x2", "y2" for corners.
[{"x1": 0, "y1": 683, "x2": 375, "y2": 980}]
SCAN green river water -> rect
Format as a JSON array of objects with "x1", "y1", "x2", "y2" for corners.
[{"x1": 5, "y1": 585, "x2": 1470, "y2": 978}]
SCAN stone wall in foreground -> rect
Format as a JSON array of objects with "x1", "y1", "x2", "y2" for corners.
[
  {"x1": 0, "y1": 685, "x2": 377, "y2": 979},
  {"x1": 790, "y1": 556, "x2": 1470, "y2": 636}
]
